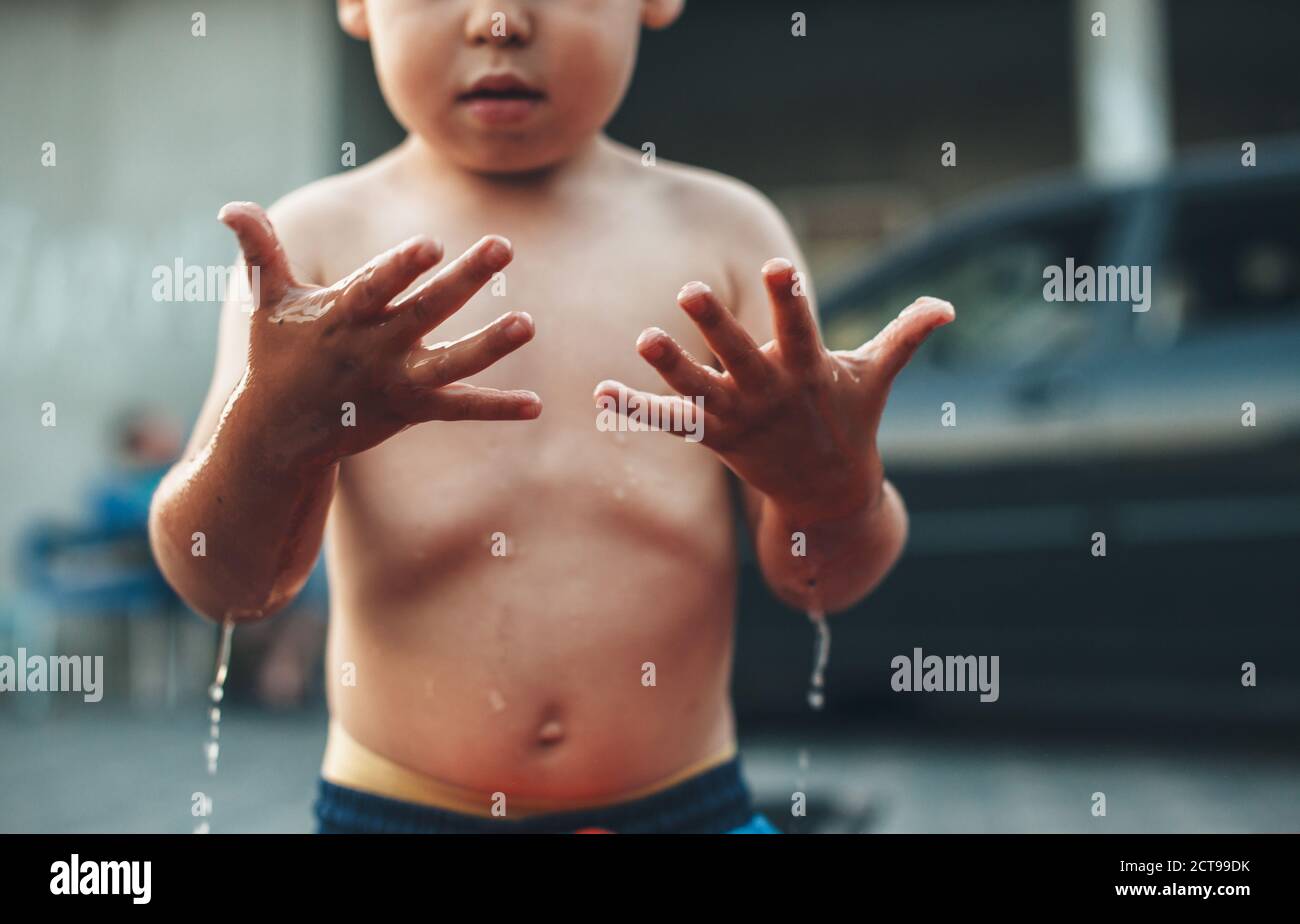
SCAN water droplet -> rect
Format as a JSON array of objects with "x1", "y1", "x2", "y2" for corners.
[
  {"x1": 806, "y1": 609, "x2": 830, "y2": 712},
  {"x1": 203, "y1": 619, "x2": 236, "y2": 806}
]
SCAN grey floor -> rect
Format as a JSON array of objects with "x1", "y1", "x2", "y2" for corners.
[{"x1": 2, "y1": 705, "x2": 1297, "y2": 833}]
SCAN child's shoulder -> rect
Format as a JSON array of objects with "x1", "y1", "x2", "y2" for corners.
[
  {"x1": 630, "y1": 152, "x2": 789, "y2": 236},
  {"x1": 618, "y1": 149, "x2": 802, "y2": 281},
  {"x1": 262, "y1": 156, "x2": 400, "y2": 285}
]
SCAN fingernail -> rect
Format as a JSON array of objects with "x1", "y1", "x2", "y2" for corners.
[
  {"x1": 637, "y1": 328, "x2": 667, "y2": 360},
  {"x1": 677, "y1": 282, "x2": 710, "y2": 311},
  {"x1": 504, "y1": 313, "x2": 532, "y2": 342},
  {"x1": 518, "y1": 393, "x2": 542, "y2": 418},
  {"x1": 483, "y1": 236, "x2": 512, "y2": 263},
  {"x1": 217, "y1": 201, "x2": 250, "y2": 223},
  {"x1": 408, "y1": 237, "x2": 439, "y2": 259},
  {"x1": 763, "y1": 257, "x2": 793, "y2": 275}
]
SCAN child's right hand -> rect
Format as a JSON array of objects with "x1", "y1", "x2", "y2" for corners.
[{"x1": 217, "y1": 202, "x2": 540, "y2": 468}]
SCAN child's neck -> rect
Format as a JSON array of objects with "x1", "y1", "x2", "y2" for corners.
[{"x1": 395, "y1": 132, "x2": 617, "y2": 201}]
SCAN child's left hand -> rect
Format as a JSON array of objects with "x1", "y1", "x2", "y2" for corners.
[{"x1": 594, "y1": 259, "x2": 953, "y2": 525}]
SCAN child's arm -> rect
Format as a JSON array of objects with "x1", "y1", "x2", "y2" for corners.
[
  {"x1": 596, "y1": 187, "x2": 951, "y2": 614},
  {"x1": 149, "y1": 202, "x2": 539, "y2": 623}
]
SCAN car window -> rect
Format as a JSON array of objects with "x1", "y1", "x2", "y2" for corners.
[
  {"x1": 824, "y1": 206, "x2": 1115, "y2": 370},
  {"x1": 1140, "y1": 179, "x2": 1300, "y2": 345}
]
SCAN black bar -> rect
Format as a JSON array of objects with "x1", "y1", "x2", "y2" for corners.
[{"x1": 2, "y1": 833, "x2": 1286, "y2": 909}]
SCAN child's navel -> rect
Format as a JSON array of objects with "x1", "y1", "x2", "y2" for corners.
[{"x1": 536, "y1": 718, "x2": 565, "y2": 747}]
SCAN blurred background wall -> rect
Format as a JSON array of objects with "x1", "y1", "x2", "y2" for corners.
[{"x1": 0, "y1": 0, "x2": 335, "y2": 590}]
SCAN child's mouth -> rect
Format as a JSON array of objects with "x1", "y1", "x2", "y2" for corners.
[{"x1": 457, "y1": 74, "x2": 546, "y2": 125}]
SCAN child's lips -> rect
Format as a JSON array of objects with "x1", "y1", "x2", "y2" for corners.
[
  {"x1": 462, "y1": 96, "x2": 544, "y2": 124},
  {"x1": 457, "y1": 74, "x2": 546, "y2": 125}
]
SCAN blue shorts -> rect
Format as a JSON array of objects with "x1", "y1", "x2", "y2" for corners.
[{"x1": 314, "y1": 756, "x2": 780, "y2": 834}]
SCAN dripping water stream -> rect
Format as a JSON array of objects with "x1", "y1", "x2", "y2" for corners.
[{"x1": 806, "y1": 609, "x2": 830, "y2": 711}]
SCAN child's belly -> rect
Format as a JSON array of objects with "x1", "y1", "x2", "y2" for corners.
[{"x1": 319, "y1": 404, "x2": 741, "y2": 803}]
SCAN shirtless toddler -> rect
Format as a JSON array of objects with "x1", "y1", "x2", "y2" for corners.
[{"x1": 149, "y1": 0, "x2": 954, "y2": 833}]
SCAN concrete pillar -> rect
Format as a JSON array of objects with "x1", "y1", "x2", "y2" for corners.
[{"x1": 1072, "y1": 0, "x2": 1173, "y2": 181}]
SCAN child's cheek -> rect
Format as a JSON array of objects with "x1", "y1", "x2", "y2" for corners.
[
  {"x1": 374, "y1": 25, "x2": 456, "y2": 130},
  {"x1": 549, "y1": 18, "x2": 639, "y2": 127}
]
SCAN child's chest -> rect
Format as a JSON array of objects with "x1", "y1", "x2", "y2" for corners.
[
  {"x1": 329, "y1": 210, "x2": 731, "y2": 397},
  {"x1": 324, "y1": 207, "x2": 735, "y2": 532}
]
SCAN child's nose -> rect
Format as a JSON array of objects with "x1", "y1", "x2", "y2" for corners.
[{"x1": 464, "y1": 0, "x2": 533, "y2": 48}]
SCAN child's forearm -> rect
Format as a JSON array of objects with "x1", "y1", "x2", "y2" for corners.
[
  {"x1": 148, "y1": 378, "x2": 337, "y2": 623},
  {"x1": 753, "y1": 479, "x2": 908, "y2": 614}
]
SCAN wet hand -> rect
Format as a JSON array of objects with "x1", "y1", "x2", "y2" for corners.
[
  {"x1": 594, "y1": 259, "x2": 953, "y2": 524},
  {"x1": 219, "y1": 202, "x2": 541, "y2": 467}
]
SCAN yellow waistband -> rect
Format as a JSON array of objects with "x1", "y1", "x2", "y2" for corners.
[{"x1": 321, "y1": 719, "x2": 737, "y2": 818}]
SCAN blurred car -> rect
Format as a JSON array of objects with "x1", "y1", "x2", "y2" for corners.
[{"x1": 733, "y1": 137, "x2": 1300, "y2": 729}]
